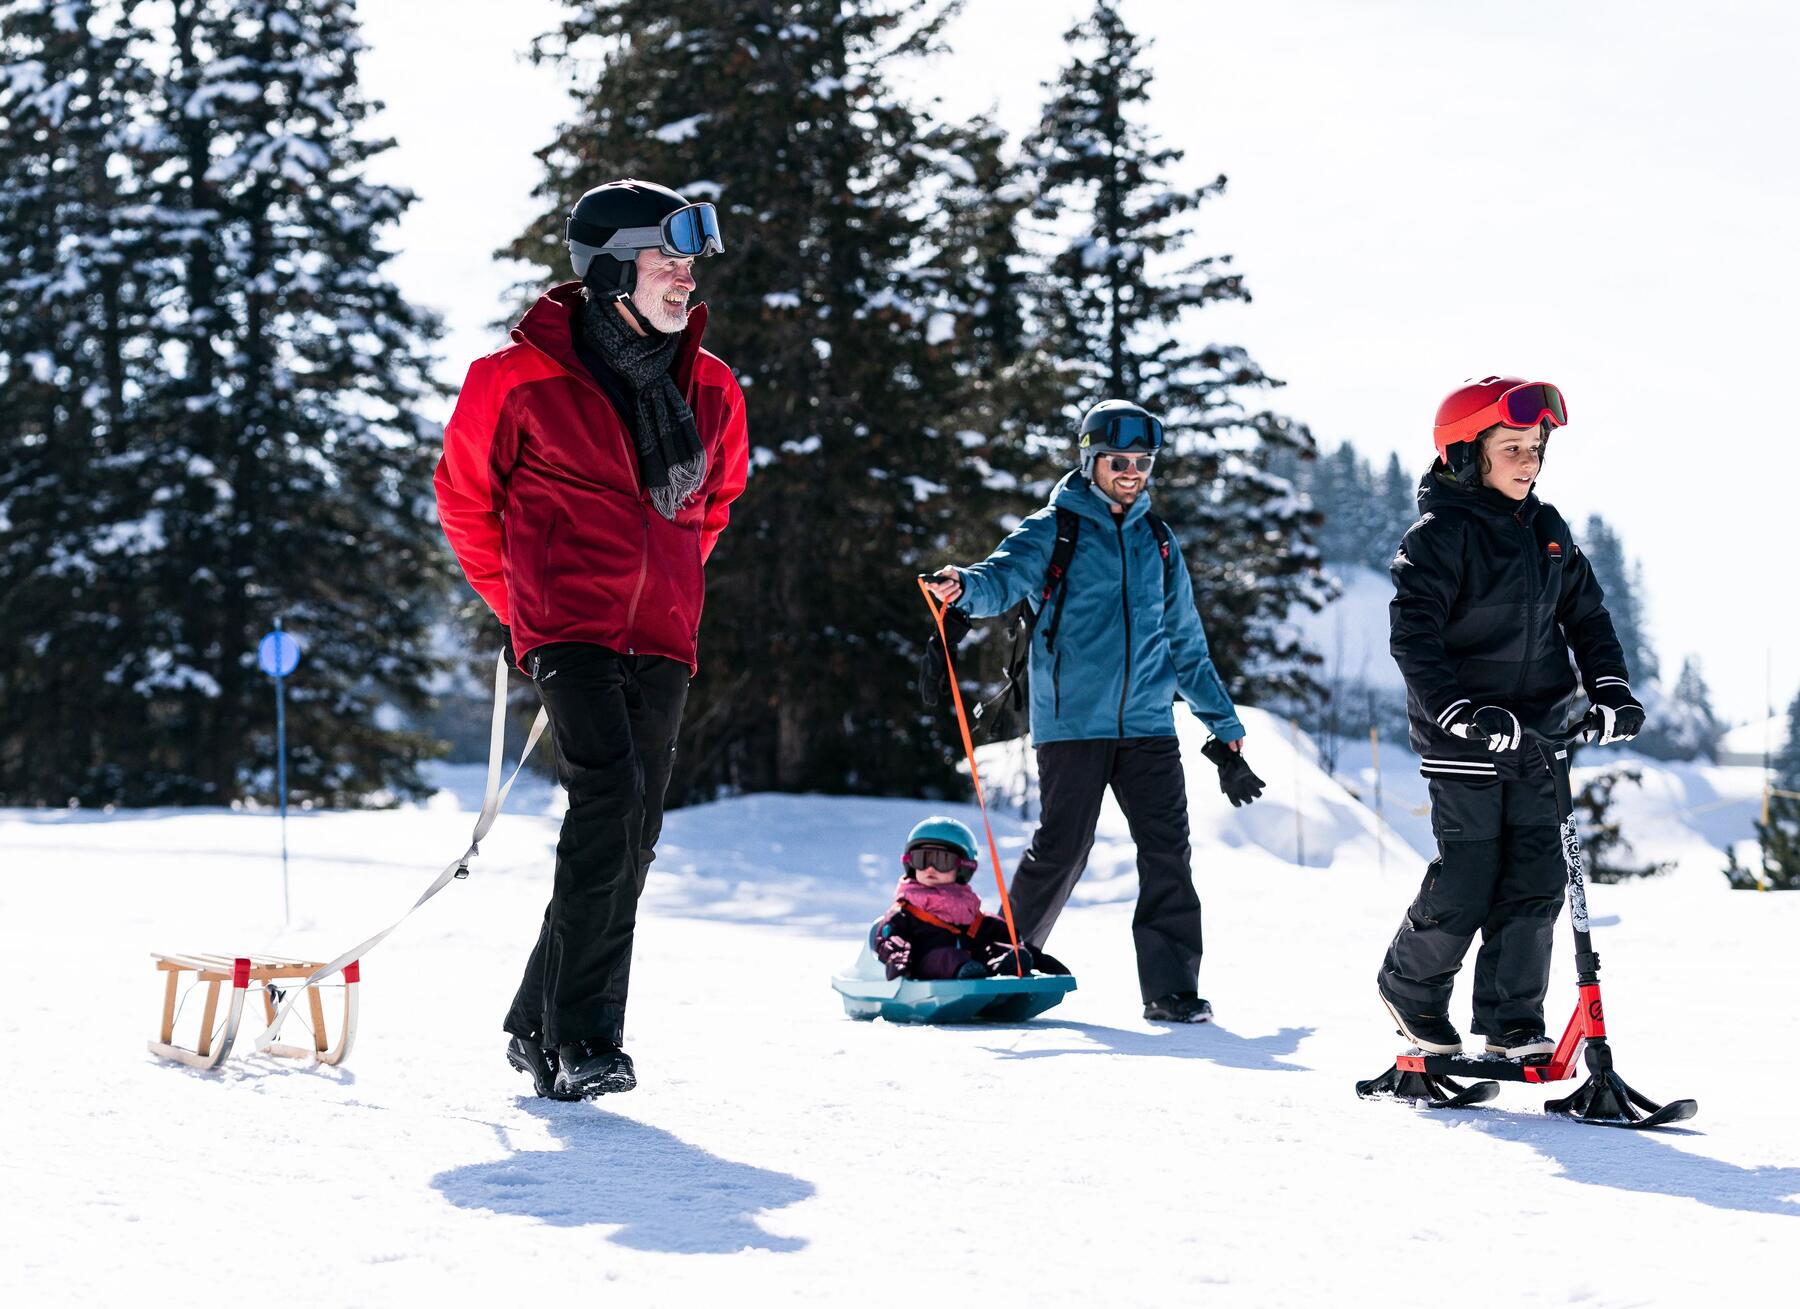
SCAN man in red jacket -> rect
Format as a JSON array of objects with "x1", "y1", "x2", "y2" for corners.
[{"x1": 435, "y1": 179, "x2": 749, "y2": 1098}]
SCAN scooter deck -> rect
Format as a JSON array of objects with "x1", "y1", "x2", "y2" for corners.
[{"x1": 1405, "y1": 1051, "x2": 1561, "y2": 1084}]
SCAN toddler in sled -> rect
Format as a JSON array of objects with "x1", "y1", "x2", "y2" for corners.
[{"x1": 871, "y1": 817, "x2": 1040, "y2": 981}]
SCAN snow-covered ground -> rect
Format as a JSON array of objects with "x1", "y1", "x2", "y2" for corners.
[{"x1": 3, "y1": 710, "x2": 1795, "y2": 1307}]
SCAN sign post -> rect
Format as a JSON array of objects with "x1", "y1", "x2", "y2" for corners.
[{"x1": 257, "y1": 620, "x2": 303, "y2": 924}]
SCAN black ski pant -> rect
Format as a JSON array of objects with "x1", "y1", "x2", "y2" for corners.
[
  {"x1": 1010, "y1": 735, "x2": 1200, "y2": 1002},
  {"x1": 503, "y1": 643, "x2": 688, "y2": 1049},
  {"x1": 1377, "y1": 769, "x2": 1566, "y2": 1036}
]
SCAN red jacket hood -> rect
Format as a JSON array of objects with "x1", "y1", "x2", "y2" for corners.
[{"x1": 512, "y1": 281, "x2": 710, "y2": 396}]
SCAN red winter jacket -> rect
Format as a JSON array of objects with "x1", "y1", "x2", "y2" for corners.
[{"x1": 434, "y1": 283, "x2": 749, "y2": 672}]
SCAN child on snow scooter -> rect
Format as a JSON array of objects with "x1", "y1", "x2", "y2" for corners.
[
  {"x1": 871, "y1": 817, "x2": 1046, "y2": 981},
  {"x1": 1377, "y1": 377, "x2": 1646, "y2": 1063}
]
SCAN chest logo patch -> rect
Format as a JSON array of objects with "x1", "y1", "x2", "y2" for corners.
[{"x1": 1546, "y1": 541, "x2": 1563, "y2": 563}]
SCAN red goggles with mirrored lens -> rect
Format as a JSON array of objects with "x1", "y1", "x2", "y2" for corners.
[
  {"x1": 903, "y1": 845, "x2": 977, "y2": 875},
  {"x1": 1497, "y1": 382, "x2": 1567, "y2": 430}
]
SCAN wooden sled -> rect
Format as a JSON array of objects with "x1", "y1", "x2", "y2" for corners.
[{"x1": 149, "y1": 952, "x2": 360, "y2": 1070}]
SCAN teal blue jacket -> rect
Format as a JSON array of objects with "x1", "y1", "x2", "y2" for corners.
[{"x1": 957, "y1": 472, "x2": 1245, "y2": 744}]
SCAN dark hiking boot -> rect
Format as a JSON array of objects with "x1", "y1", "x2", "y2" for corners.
[
  {"x1": 1030, "y1": 948, "x2": 1071, "y2": 976},
  {"x1": 1144, "y1": 992, "x2": 1214, "y2": 1023},
  {"x1": 553, "y1": 1039, "x2": 637, "y2": 1098},
  {"x1": 1379, "y1": 990, "x2": 1462, "y2": 1055},
  {"x1": 1485, "y1": 1030, "x2": 1555, "y2": 1059},
  {"x1": 506, "y1": 1035, "x2": 575, "y2": 1099}
]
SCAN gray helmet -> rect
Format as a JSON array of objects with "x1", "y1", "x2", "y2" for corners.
[
  {"x1": 1077, "y1": 399, "x2": 1165, "y2": 479},
  {"x1": 565, "y1": 178, "x2": 724, "y2": 294}
]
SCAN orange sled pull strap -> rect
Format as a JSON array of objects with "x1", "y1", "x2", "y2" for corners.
[{"x1": 918, "y1": 578, "x2": 1023, "y2": 975}]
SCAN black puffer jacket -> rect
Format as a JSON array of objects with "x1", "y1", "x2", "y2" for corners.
[{"x1": 1390, "y1": 467, "x2": 1631, "y2": 779}]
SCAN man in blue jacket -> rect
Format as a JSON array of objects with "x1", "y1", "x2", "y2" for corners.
[{"x1": 926, "y1": 400, "x2": 1264, "y2": 1023}]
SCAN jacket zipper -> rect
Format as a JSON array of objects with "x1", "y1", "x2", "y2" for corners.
[
  {"x1": 1054, "y1": 651, "x2": 1063, "y2": 716},
  {"x1": 1116, "y1": 515, "x2": 1132, "y2": 737},
  {"x1": 1514, "y1": 511, "x2": 1534, "y2": 698},
  {"x1": 623, "y1": 509, "x2": 651, "y2": 652}
]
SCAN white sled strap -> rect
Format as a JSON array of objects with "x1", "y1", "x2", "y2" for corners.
[{"x1": 251, "y1": 652, "x2": 548, "y2": 1051}]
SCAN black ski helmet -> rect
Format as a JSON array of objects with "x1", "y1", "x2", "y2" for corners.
[
  {"x1": 565, "y1": 178, "x2": 724, "y2": 295},
  {"x1": 1077, "y1": 399, "x2": 1165, "y2": 479}
]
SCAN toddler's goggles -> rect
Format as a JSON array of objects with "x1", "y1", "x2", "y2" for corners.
[{"x1": 903, "y1": 844, "x2": 977, "y2": 876}]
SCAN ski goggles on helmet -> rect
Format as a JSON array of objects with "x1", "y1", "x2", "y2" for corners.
[
  {"x1": 597, "y1": 202, "x2": 725, "y2": 259},
  {"x1": 903, "y1": 844, "x2": 977, "y2": 877},
  {"x1": 1080, "y1": 411, "x2": 1164, "y2": 453},
  {"x1": 1495, "y1": 382, "x2": 1567, "y2": 430},
  {"x1": 1100, "y1": 452, "x2": 1156, "y2": 474}
]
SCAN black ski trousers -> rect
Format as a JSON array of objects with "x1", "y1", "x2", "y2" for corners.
[
  {"x1": 503, "y1": 643, "x2": 688, "y2": 1048},
  {"x1": 1010, "y1": 735, "x2": 1200, "y2": 1002},
  {"x1": 1377, "y1": 769, "x2": 1566, "y2": 1036}
]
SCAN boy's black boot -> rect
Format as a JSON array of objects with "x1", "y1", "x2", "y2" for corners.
[
  {"x1": 506, "y1": 1035, "x2": 576, "y2": 1099},
  {"x1": 1144, "y1": 992, "x2": 1214, "y2": 1023},
  {"x1": 1379, "y1": 989, "x2": 1462, "y2": 1055},
  {"x1": 553, "y1": 1039, "x2": 637, "y2": 1098},
  {"x1": 1485, "y1": 1029, "x2": 1555, "y2": 1059}
]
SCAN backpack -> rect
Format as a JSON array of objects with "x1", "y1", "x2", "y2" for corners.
[{"x1": 971, "y1": 506, "x2": 1176, "y2": 730}]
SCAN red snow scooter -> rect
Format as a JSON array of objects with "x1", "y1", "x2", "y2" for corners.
[{"x1": 1356, "y1": 710, "x2": 1698, "y2": 1129}]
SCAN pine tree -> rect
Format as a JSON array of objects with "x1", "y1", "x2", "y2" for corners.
[
  {"x1": 131, "y1": 0, "x2": 451, "y2": 806},
  {"x1": 0, "y1": 1, "x2": 174, "y2": 802},
  {"x1": 1580, "y1": 514, "x2": 1658, "y2": 685},
  {"x1": 1573, "y1": 766, "x2": 1671, "y2": 883},
  {"x1": 1727, "y1": 689, "x2": 1800, "y2": 890},
  {"x1": 2, "y1": 0, "x2": 450, "y2": 806},
  {"x1": 503, "y1": 0, "x2": 1040, "y2": 797},
  {"x1": 1021, "y1": 0, "x2": 1327, "y2": 709},
  {"x1": 1378, "y1": 452, "x2": 1416, "y2": 569}
]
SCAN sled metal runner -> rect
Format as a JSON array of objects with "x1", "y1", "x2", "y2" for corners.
[
  {"x1": 1357, "y1": 715, "x2": 1697, "y2": 1129},
  {"x1": 149, "y1": 952, "x2": 360, "y2": 1070}
]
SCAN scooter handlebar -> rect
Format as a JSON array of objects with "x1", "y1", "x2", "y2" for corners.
[{"x1": 1523, "y1": 707, "x2": 1606, "y2": 751}]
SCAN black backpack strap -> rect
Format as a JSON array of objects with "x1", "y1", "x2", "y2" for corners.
[
  {"x1": 1039, "y1": 508, "x2": 1081, "y2": 654},
  {"x1": 1146, "y1": 512, "x2": 1175, "y2": 589}
]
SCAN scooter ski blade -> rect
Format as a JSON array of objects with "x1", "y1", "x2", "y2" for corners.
[
  {"x1": 1543, "y1": 1068, "x2": 1699, "y2": 1130},
  {"x1": 1356, "y1": 1063, "x2": 1499, "y2": 1109}
]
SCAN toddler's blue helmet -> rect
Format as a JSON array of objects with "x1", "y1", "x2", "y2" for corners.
[{"x1": 903, "y1": 816, "x2": 980, "y2": 882}]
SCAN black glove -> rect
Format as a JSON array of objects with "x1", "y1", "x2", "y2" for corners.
[
  {"x1": 873, "y1": 925, "x2": 913, "y2": 981},
  {"x1": 982, "y1": 940, "x2": 1035, "y2": 977},
  {"x1": 918, "y1": 605, "x2": 972, "y2": 707},
  {"x1": 1590, "y1": 680, "x2": 1645, "y2": 744},
  {"x1": 499, "y1": 624, "x2": 520, "y2": 672},
  {"x1": 1201, "y1": 737, "x2": 1265, "y2": 807},
  {"x1": 1443, "y1": 702, "x2": 1521, "y2": 753}
]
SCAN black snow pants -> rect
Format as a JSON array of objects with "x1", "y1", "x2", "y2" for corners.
[
  {"x1": 1377, "y1": 769, "x2": 1566, "y2": 1036},
  {"x1": 503, "y1": 643, "x2": 689, "y2": 1048},
  {"x1": 1010, "y1": 735, "x2": 1200, "y2": 1002}
]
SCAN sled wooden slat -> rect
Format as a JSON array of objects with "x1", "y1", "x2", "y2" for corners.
[{"x1": 148, "y1": 952, "x2": 361, "y2": 1071}]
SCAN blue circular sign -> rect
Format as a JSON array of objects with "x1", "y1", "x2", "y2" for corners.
[{"x1": 258, "y1": 631, "x2": 302, "y2": 678}]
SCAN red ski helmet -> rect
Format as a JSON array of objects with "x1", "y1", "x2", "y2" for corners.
[{"x1": 1432, "y1": 376, "x2": 1567, "y2": 460}]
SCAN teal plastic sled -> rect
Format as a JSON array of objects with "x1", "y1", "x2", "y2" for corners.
[{"x1": 831, "y1": 943, "x2": 1076, "y2": 1024}]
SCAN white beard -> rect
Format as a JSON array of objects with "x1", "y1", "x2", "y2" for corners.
[{"x1": 632, "y1": 287, "x2": 691, "y2": 334}]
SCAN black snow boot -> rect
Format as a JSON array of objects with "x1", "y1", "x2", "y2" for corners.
[
  {"x1": 1029, "y1": 948, "x2": 1072, "y2": 976},
  {"x1": 1144, "y1": 992, "x2": 1213, "y2": 1024},
  {"x1": 1485, "y1": 1029, "x2": 1555, "y2": 1059},
  {"x1": 507, "y1": 1035, "x2": 575, "y2": 1100},
  {"x1": 1379, "y1": 990, "x2": 1462, "y2": 1055},
  {"x1": 553, "y1": 1039, "x2": 637, "y2": 1098}
]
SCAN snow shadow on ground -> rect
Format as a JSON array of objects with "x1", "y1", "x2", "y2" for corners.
[
  {"x1": 979, "y1": 1020, "x2": 1314, "y2": 1073},
  {"x1": 1461, "y1": 1113, "x2": 1800, "y2": 1219},
  {"x1": 432, "y1": 1099, "x2": 815, "y2": 1252}
]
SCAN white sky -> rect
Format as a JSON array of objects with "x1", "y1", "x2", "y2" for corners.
[{"x1": 359, "y1": 0, "x2": 1800, "y2": 724}]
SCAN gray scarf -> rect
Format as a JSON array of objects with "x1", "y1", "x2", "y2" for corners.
[{"x1": 578, "y1": 292, "x2": 707, "y2": 521}]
